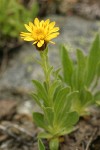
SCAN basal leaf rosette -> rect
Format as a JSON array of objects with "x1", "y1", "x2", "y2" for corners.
[{"x1": 20, "y1": 18, "x2": 59, "y2": 50}]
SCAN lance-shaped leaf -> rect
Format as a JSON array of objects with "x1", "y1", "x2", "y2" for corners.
[
  {"x1": 49, "y1": 138, "x2": 59, "y2": 150},
  {"x1": 94, "y1": 91, "x2": 100, "y2": 101},
  {"x1": 76, "y1": 49, "x2": 86, "y2": 90},
  {"x1": 49, "y1": 80, "x2": 61, "y2": 101},
  {"x1": 60, "y1": 111, "x2": 79, "y2": 129},
  {"x1": 60, "y1": 126, "x2": 73, "y2": 135},
  {"x1": 65, "y1": 111, "x2": 79, "y2": 126},
  {"x1": 33, "y1": 112, "x2": 46, "y2": 129},
  {"x1": 96, "y1": 61, "x2": 100, "y2": 77},
  {"x1": 44, "y1": 107, "x2": 54, "y2": 126},
  {"x1": 38, "y1": 132, "x2": 52, "y2": 139},
  {"x1": 61, "y1": 112, "x2": 79, "y2": 136},
  {"x1": 47, "y1": 66, "x2": 53, "y2": 78},
  {"x1": 31, "y1": 93, "x2": 42, "y2": 107},
  {"x1": 80, "y1": 88, "x2": 94, "y2": 107},
  {"x1": 92, "y1": 61, "x2": 100, "y2": 90},
  {"x1": 60, "y1": 45, "x2": 73, "y2": 86},
  {"x1": 64, "y1": 91, "x2": 79, "y2": 113},
  {"x1": 38, "y1": 139, "x2": 45, "y2": 150},
  {"x1": 53, "y1": 84, "x2": 62, "y2": 101},
  {"x1": 32, "y1": 80, "x2": 49, "y2": 106},
  {"x1": 54, "y1": 86, "x2": 71, "y2": 114},
  {"x1": 85, "y1": 34, "x2": 100, "y2": 87},
  {"x1": 71, "y1": 67, "x2": 78, "y2": 90},
  {"x1": 56, "y1": 112, "x2": 79, "y2": 136},
  {"x1": 96, "y1": 100, "x2": 100, "y2": 105},
  {"x1": 56, "y1": 91, "x2": 79, "y2": 123}
]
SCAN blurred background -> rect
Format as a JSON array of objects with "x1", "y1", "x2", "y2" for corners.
[{"x1": 0, "y1": 0, "x2": 100, "y2": 127}]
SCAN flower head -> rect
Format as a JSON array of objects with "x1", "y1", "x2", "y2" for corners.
[{"x1": 20, "y1": 18, "x2": 59, "y2": 50}]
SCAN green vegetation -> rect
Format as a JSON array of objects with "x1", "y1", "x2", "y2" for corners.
[
  {"x1": 0, "y1": 0, "x2": 38, "y2": 49},
  {"x1": 32, "y1": 48, "x2": 79, "y2": 150},
  {"x1": 61, "y1": 34, "x2": 100, "y2": 115}
]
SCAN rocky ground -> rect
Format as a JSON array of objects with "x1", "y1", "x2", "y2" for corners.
[
  {"x1": 37, "y1": 0, "x2": 100, "y2": 19},
  {"x1": 0, "y1": 100, "x2": 100, "y2": 150}
]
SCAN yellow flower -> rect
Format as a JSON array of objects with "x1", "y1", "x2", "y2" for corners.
[{"x1": 20, "y1": 18, "x2": 59, "y2": 50}]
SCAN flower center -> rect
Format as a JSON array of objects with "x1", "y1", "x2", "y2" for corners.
[
  {"x1": 35, "y1": 29, "x2": 43, "y2": 35},
  {"x1": 34, "y1": 28, "x2": 45, "y2": 40}
]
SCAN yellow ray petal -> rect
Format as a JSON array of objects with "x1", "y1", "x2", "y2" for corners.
[
  {"x1": 46, "y1": 32, "x2": 59, "y2": 40},
  {"x1": 29, "y1": 22, "x2": 35, "y2": 29},
  {"x1": 40, "y1": 20, "x2": 45, "y2": 27},
  {"x1": 49, "y1": 22, "x2": 55, "y2": 29},
  {"x1": 34, "y1": 18, "x2": 40, "y2": 26},
  {"x1": 37, "y1": 42, "x2": 42, "y2": 47},
  {"x1": 49, "y1": 27, "x2": 59, "y2": 33},
  {"x1": 24, "y1": 24, "x2": 32, "y2": 32},
  {"x1": 24, "y1": 37, "x2": 34, "y2": 41},
  {"x1": 37, "y1": 40, "x2": 44, "y2": 47},
  {"x1": 20, "y1": 32, "x2": 31, "y2": 36},
  {"x1": 44, "y1": 19, "x2": 50, "y2": 26},
  {"x1": 40, "y1": 40, "x2": 44, "y2": 44},
  {"x1": 33, "y1": 41, "x2": 38, "y2": 44}
]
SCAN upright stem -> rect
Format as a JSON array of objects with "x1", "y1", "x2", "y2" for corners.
[
  {"x1": 40, "y1": 47, "x2": 50, "y2": 89},
  {"x1": 39, "y1": 47, "x2": 55, "y2": 107}
]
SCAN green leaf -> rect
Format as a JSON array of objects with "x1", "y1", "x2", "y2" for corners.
[
  {"x1": 76, "y1": 49, "x2": 86, "y2": 89},
  {"x1": 31, "y1": 2, "x2": 39, "y2": 18},
  {"x1": 54, "y1": 86, "x2": 71, "y2": 114},
  {"x1": 49, "y1": 80, "x2": 61, "y2": 100},
  {"x1": 43, "y1": 81, "x2": 48, "y2": 92},
  {"x1": 52, "y1": 68, "x2": 61, "y2": 78},
  {"x1": 65, "y1": 111, "x2": 79, "y2": 126},
  {"x1": 0, "y1": 0, "x2": 38, "y2": 40},
  {"x1": 96, "y1": 100, "x2": 100, "y2": 105},
  {"x1": 32, "y1": 80, "x2": 48, "y2": 106},
  {"x1": 80, "y1": 89, "x2": 94, "y2": 107},
  {"x1": 54, "y1": 87, "x2": 74, "y2": 125},
  {"x1": 33, "y1": 112, "x2": 46, "y2": 129},
  {"x1": 65, "y1": 91, "x2": 83, "y2": 114},
  {"x1": 58, "y1": 91, "x2": 79, "y2": 121},
  {"x1": 59, "y1": 111, "x2": 79, "y2": 131},
  {"x1": 53, "y1": 84, "x2": 62, "y2": 101},
  {"x1": 94, "y1": 91, "x2": 100, "y2": 101},
  {"x1": 47, "y1": 66, "x2": 53, "y2": 77},
  {"x1": 96, "y1": 61, "x2": 100, "y2": 77},
  {"x1": 38, "y1": 132, "x2": 52, "y2": 139},
  {"x1": 71, "y1": 67, "x2": 77, "y2": 90},
  {"x1": 92, "y1": 61, "x2": 100, "y2": 89},
  {"x1": 60, "y1": 45, "x2": 73, "y2": 86},
  {"x1": 49, "y1": 138, "x2": 59, "y2": 150},
  {"x1": 65, "y1": 91, "x2": 79, "y2": 111},
  {"x1": 31, "y1": 93, "x2": 42, "y2": 107},
  {"x1": 44, "y1": 107, "x2": 54, "y2": 126},
  {"x1": 57, "y1": 92, "x2": 79, "y2": 125},
  {"x1": 38, "y1": 139, "x2": 45, "y2": 150},
  {"x1": 85, "y1": 34, "x2": 100, "y2": 87},
  {"x1": 60, "y1": 126, "x2": 73, "y2": 135}
]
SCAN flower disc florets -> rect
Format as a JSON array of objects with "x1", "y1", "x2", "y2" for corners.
[{"x1": 20, "y1": 18, "x2": 59, "y2": 50}]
